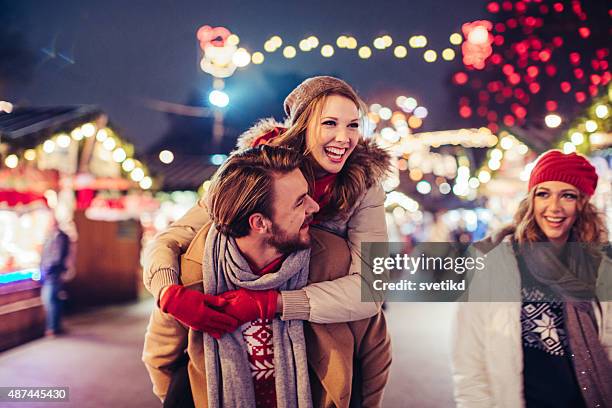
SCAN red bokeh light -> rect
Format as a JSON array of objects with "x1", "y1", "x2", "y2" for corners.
[
  {"x1": 574, "y1": 68, "x2": 584, "y2": 79},
  {"x1": 601, "y1": 61, "x2": 609, "y2": 70},
  {"x1": 553, "y1": 3, "x2": 564, "y2": 12},
  {"x1": 524, "y1": 16, "x2": 537, "y2": 27},
  {"x1": 509, "y1": 73, "x2": 521, "y2": 85},
  {"x1": 487, "y1": 2, "x2": 500, "y2": 13},
  {"x1": 459, "y1": 106, "x2": 473, "y2": 118},
  {"x1": 569, "y1": 52, "x2": 581, "y2": 65},
  {"x1": 515, "y1": 106, "x2": 527, "y2": 119},
  {"x1": 514, "y1": 88, "x2": 526, "y2": 99},
  {"x1": 488, "y1": 123, "x2": 499, "y2": 133},
  {"x1": 590, "y1": 74, "x2": 601, "y2": 85},
  {"x1": 507, "y1": 18, "x2": 518, "y2": 29},
  {"x1": 502, "y1": 1, "x2": 512, "y2": 11},
  {"x1": 527, "y1": 66, "x2": 539, "y2": 77},
  {"x1": 515, "y1": 1, "x2": 526, "y2": 13},
  {"x1": 539, "y1": 50, "x2": 551, "y2": 62},
  {"x1": 552, "y1": 37, "x2": 563, "y2": 47},
  {"x1": 495, "y1": 23, "x2": 506, "y2": 33},
  {"x1": 578, "y1": 27, "x2": 590, "y2": 38},
  {"x1": 575, "y1": 92, "x2": 586, "y2": 103},
  {"x1": 491, "y1": 54, "x2": 503, "y2": 64},
  {"x1": 589, "y1": 85, "x2": 598, "y2": 96},
  {"x1": 478, "y1": 91, "x2": 490, "y2": 102},
  {"x1": 545, "y1": 100, "x2": 558, "y2": 111},
  {"x1": 529, "y1": 83, "x2": 540, "y2": 94},
  {"x1": 494, "y1": 35, "x2": 505, "y2": 46},
  {"x1": 502, "y1": 87, "x2": 513, "y2": 98},
  {"x1": 502, "y1": 64, "x2": 514, "y2": 75},
  {"x1": 477, "y1": 106, "x2": 488, "y2": 117},
  {"x1": 454, "y1": 72, "x2": 469, "y2": 85},
  {"x1": 539, "y1": 5, "x2": 549, "y2": 14},
  {"x1": 545, "y1": 65, "x2": 557, "y2": 77},
  {"x1": 603, "y1": 72, "x2": 611, "y2": 84},
  {"x1": 487, "y1": 111, "x2": 498, "y2": 122},
  {"x1": 560, "y1": 82, "x2": 571, "y2": 93},
  {"x1": 503, "y1": 115, "x2": 515, "y2": 126}
]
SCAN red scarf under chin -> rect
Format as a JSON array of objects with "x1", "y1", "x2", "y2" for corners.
[{"x1": 251, "y1": 127, "x2": 337, "y2": 209}]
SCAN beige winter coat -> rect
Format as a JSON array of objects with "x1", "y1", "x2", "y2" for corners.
[
  {"x1": 142, "y1": 119, "x2": 391, "y2": 323},
  {"x1": 143, "y1": 224, "x2": 392, "y2": 408}
]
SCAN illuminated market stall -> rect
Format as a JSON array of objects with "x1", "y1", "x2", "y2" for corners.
[{"x1": 0, "y1": 106, "x2": 153, "y2": 349}]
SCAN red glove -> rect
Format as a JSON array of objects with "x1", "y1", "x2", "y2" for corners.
[
  {"x1": 160, "y1": 285, "x2": 239, "y2": 338},
  {"x1": 219, "y1": 288, "x2": 278, "y2": 324}
]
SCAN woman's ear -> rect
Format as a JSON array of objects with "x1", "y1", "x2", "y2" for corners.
[{"x1": 248, "y1": 213, "x2": 271, "y2": 234}]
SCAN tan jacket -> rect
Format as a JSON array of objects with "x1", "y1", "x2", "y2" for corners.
[
  {"x1": 142, "y1": 184, "x2": 387, "y2": 323},
  {"x1": 143, "y1": 225, "x2": 392, "y2": 408}
]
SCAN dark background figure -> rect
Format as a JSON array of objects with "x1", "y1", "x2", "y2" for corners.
[{"x1": 40, "y1": 214, "x2": 70, "y2": 336}]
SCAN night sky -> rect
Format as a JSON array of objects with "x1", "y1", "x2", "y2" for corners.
[{"x1": 3, "y1": 0, "x2": 488, "y2": 153}]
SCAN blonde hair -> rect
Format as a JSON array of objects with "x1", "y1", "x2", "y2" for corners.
[
  {"x1": 267, "y1": 89, "x2": 370, "y2": 219},
  {"x1": 206, "y1": 145, "x2": 302, "y2": 237},
  {"x1": 512, "y1": 188, "x2": 609, "y2": 244}
]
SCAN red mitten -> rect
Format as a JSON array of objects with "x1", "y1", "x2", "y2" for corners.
[
  {"x1": 219, "y1": 288, "x2": 278, "y2": 324},
  {"x1": 160, "y1": 285, "x2": 238, "y2": 335}
]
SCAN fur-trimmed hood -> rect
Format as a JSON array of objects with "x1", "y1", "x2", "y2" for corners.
[{"x1": 235, "y1": 118, "x2": 392, "y2": 188}]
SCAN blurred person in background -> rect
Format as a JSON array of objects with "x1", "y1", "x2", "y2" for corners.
[
  {"x1": 40, "y1": 213, "x2": 71, "y2": 337},
  {"x1": 452, "y1": 150, "x2": 612, "y2": 407}
]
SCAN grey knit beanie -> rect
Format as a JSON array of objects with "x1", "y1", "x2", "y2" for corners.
[{"x1": 283, "y1": 76, "x2": 360, "y2": 124}]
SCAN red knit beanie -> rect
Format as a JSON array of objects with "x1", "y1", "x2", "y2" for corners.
[{"x1": 528, "y1": 150, "x2": 598, "y2": 196}]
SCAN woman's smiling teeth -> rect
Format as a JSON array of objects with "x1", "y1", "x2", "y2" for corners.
[
  {"x1": 544, "y1": 216, "x2": 566, "y2": 225},
  {"x1": 324, "y1": 146, "x2": 347, "y2": 161}
]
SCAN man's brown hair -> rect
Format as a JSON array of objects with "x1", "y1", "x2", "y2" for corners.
[{"x1": 206, "y1": 145, "x2": 303, "y2": 237}]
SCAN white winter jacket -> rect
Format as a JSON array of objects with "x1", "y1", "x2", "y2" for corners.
[{"x1": 451, "y1": 239, "x2": 612, "y2": 408}]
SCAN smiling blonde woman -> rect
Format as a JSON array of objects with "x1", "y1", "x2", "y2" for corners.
[{"x1": 451, "y1": 150, "x2": 612, "y2": 408}]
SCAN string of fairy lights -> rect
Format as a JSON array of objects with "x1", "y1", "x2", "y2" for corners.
[
  {"x1": 203, "y1": 30, "x2": 466, "y2": 72},
  {"x1": 2, "y1": 122, "x2": 152, "y2": 190}
]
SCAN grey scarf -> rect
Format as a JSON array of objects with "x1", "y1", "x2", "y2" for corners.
[
  {"x1": 201, "y1": 224, "x2": 313, "y2": 408},
  {"x1": 517, "y1": 241, "x2": 612, "y2": 406}
]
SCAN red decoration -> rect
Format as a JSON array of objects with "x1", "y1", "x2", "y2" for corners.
[
  {"x1": 545, "y1": 100, "x2": 558, "y2": 111},
  {"x1": 491, "y1": 54, "x2": 503, "y2": 64},
  {"x1": 575, "y1": 92, "x2": 586, "y2": 103},
  {"x1": 545, "y1": 65, "x2": 557, "y2": 77},
  {"x1": 560, "y1": 81, "x2": 572, "y2": 93},
  {"x1": 503, "y1": 115, "x2": 515, "y2": 126},
  {"x1": 494, "y1": 35, "x2": 505, "y2": 46},
  {"x1": 553, "y1": 3, "x2": 564, "y2": 12},
  {"x1": 487, "y1": 111, "x2": 498, "y2": 121},
  {"x1": 539, "y1": 50, "x2": 552, "y2": 62},
  {"x1": 477, "y1": 106, "x2": 488, "y2": 117},
  {"x1": 515, "y1": 106, "x2": 527, "y2": 119},
  {"x1": 502, "y1": 1, "x2": 512, "y2": 11},
  {"x1": 487, "y1": 2, "x2": 500, "y2": 13},
  {"x1": 590, "y1": 74, "x2": 601, "y2": 85},
  {"x1": 454, "y1": 72, "x2": 469, "y2": 85},
  {"x1": 569, "y1": 52, "x2": 581, "y2": 65},
  {"x1": 514, "y1": 88, "x2": 526, "y2": 99},
  {"x1": 578, "y1": 27, "x2": 590, "y2": 38},
  {"x1": 529, "y1": 83, "x2": 541, "y2": 94},
  {"x1": 574, "y1": 68, "x2": 584, "y2": 79},
  {"x1": 509, "y1": 73, "x2": 521, "y2": 85},
  {"x1": 588, "y1": 85, "x2": 598, "y2": 96},
  {"x1": 459, "y1": 106, "x2": 473, "y2": 118},
  {"x1": 527, "y1": 66, "x2": 539, "y2": 77},
  {"x1": 488, "y1": 122, "x2": 499, "y2": 133},
  {"x1": 507, "y1": 18, "x2": 518, "y2": 29},
  {"x1": 515, "y1": 1, "x2": 527, "y2": 13},
  {"x1": 495, "y1": 23, "x2": 506, "y2": 32},
  {"x1": 552, "y1": 37, "x2": 563, "y2": 47},
  {"x1": 461, "y1": 20, "x2": 494, "y2": 70},
  {"x1": 502, "y1": 64, "x2": 514, "y2": 75},
  {"x1": 539, "y1": 5, "x2": 549, "y2": 14}
]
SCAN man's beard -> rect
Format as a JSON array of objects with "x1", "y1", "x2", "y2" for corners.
[{"x1": 267, "y1": 220, "x2": 311, "y2": 254}]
